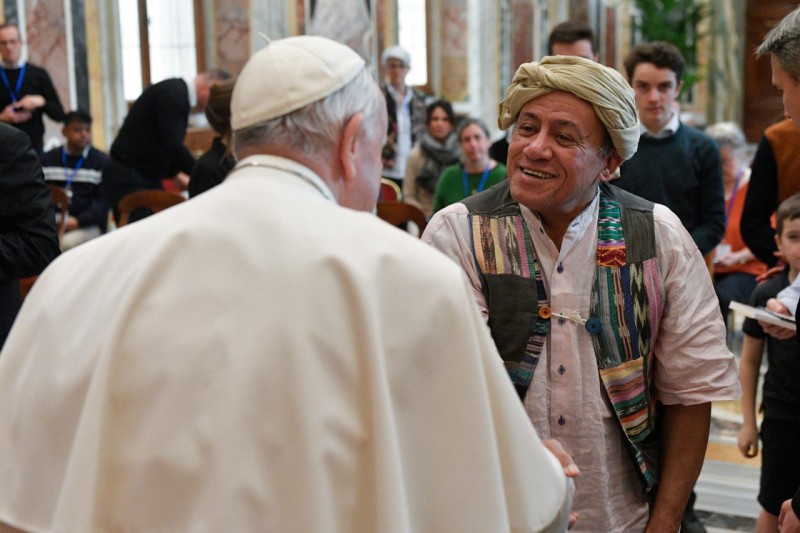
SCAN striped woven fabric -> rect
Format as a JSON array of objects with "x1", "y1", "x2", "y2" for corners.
[
  {"x1": 596, "y1": 197, "x2": 626, "y2": 267},
  {"x1": 472, "y1": 215, "x2": 533, "y2": 277},
  {"x1": 599, "y1": 359, "x2": 651, "y2": 443},
  {"x1": 471, "y1": 215, "x2": 547, "y2": 385}
]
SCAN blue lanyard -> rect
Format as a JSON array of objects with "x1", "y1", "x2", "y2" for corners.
[
  {"x1": 62, "y1": 147, "x2": 86, "y2": 189},
  {"x1": 724, "y1": 169, "x2": 743, "y2": 227},
  {"x1": 0, "y1": 64, "x2": 26, "y2": 103},
  {"x1": 462, "y1": 163, "x2": 491, "y2": 197}
]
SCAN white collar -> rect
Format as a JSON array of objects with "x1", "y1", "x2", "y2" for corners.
[
  {"x1": 640, "y1": 111, "x2": 680, "y2": 138},
  {"x1": 231, "y1": 155, "x2": 336, "y2": 203},
  {"x1": 183, "y1": 77, "x2": 198, "y2": 108},
  {"x1": 386, "y1": 83, "x2": 411, "y2": 104},
  {"x1": 0, "y1": 59, "x2": 25, "y2": 69}
]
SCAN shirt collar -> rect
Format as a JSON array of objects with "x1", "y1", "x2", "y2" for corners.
[
  {"x1": 64, "y1": 145, "x2": 92, "y2": 158},
  {"x1": 0, "y1": 59, "x2": 25, "y2": 69},
  {"x1": 520, "y1": 187, "x2": 600, "y2": 254},
  {"x1": 640, "y1": 111, "x2": 680, "y2": 139},
  {"x1": 183, "y1": 76, "x2": 198, "y2": 108},
  {"x1": 230, "y1": 154, "x2": 336, "y2": 203},
  {"x1": 385, "y1": 84, "x2": 411, "y2": 105}
]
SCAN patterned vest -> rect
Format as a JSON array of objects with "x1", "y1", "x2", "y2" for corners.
[{"x1": 463, "y1": 181, "x2": 666, "y2": 491}]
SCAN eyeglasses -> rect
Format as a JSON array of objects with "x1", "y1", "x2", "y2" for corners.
[{"x1": 386, "y1": 62, "x2": 408, "y2": 70}]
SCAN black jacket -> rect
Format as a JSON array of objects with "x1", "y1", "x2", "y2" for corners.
[{"x1": 0, "y1": 123, "x2": 60, "y2": 347}]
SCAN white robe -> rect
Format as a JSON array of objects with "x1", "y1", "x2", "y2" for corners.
[{"x1": 0, "y1": 155, "x2": 569, "y2": 533}]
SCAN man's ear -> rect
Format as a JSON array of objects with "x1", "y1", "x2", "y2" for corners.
[
  {"x1": 339, "y1": 112, "x2": 364, "y2": 184},
  {"x1": 600, "y1": 152, "x2": 623, "y2": 182},
  {"x1": 676, "y1": 79, "x2": 685, "y2": 97}
]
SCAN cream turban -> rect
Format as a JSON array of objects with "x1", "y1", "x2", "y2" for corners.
[{"x1": 498, "y1": 56, "x2": 639, "y2": 161}]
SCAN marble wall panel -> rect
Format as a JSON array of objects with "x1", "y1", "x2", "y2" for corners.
[
  {"x1": 511, "y1": 0, "x2": 534, "y2": 70},
  {"x1": 24, "y1": 0, "x2": 69, "y2": 109},
  {"x1": 214, "y1": 0, "x2": 249, "y2": 75},
  {"x1": 440, "y1": 0, "x2": 467, "y2": 101},
  {"x1": 310, "y1": 0, "x2": 372, "y2": 63}
]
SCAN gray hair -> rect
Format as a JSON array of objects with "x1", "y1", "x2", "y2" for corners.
[
  {"x1": 232, "y1": 68, "x2": 383, "y2": 161},
  {"x1": 456, "y1": 117, "x2": 491, "y2": 141},
  {"x1": 757, "y1": 6, "x2": 800, "y2": 82},
  {"x1": 705, "y1": 121, "x2": 746, "y2": 152}
]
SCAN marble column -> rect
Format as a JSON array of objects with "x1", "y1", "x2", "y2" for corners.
[
  {"x1": 212, "y1": 0, "x2": 249, "y2": 75},
  {"x1": 439, "y1": 0, "x2": 468, "y2": 102},
  {"x1": 308, "y1": 0, "x2": 373, "y2": 65},
  {"x1": 85, "y1": 0, "x2": 125, "y2": 151},
  {"x1": 706, "y1": 0, "x2": 745, "y2": 126}
]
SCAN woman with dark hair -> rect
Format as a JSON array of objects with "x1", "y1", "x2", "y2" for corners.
[
  {"x1": 402, "y1": 99, "x2": 460, "y2": 217},
  {"x1": 432, "y1": 117, "x2": 506, "y2": 213},
  {"x1": 189, "y1": 77, "x2": 237, "y2": 198}
]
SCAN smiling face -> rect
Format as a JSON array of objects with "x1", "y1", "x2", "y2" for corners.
[
  {"x1": 507, "y1": 91, "x2": 621, "y2": 231},
  {"x1": 771, "y1": 55, "x2": 800, "y2": 126},
  {"x1": 631, "y1": 62, "x2": 683, "y2": 133}
]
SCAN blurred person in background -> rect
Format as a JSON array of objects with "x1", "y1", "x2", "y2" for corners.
[
  {"x1": 432, "y1": 117, "x2": 506, "y2": 213},
  {"x1": 705, "y1": 121, "x2": 766, "y2": 326},
  {"x1": 189, "y1": 77, "x2": 237, "y2": 198},
  {"x1": 402, "y1": 99, "x2": 459, "y2": 218}
]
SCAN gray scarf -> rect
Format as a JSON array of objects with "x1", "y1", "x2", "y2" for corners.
[{"x1": 416, "y1": 131, "x2": 460, "y2": 193}]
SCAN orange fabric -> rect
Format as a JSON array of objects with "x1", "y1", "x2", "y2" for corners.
[
  {"x1": 764, "y1": 119, "x2": 800, "y2": 203},
  {"x1": 714, "y1": 181, "x2": 767, "y2": 276}
]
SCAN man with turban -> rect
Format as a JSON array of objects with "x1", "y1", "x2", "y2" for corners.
[
  {"x1": 0, "y1": 36, "x2": 572, "y2": 532},
  {"x1": 423, "y1": 55, "x2": 741, "y2": 531}
]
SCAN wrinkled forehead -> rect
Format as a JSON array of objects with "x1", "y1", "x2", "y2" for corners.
[{"x1": 517, "y1": 91, "x2": 606, "y2": 136}]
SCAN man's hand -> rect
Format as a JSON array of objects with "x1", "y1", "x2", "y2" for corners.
[
  {"x1": 171, "y1": 172, "x2": 190, "y2": 191},
  {"x1": 542, "y1": 438, "x2": 580, "y2": 528},
  {"x1": 759, "y1": 298, "x2": 796, "y2": 340},
  {"x1": 0, "y1": 103, "x2": 32, "y2": 124},
  {"x1": 65, "y1": 216, "x2": 79, "y2": 232},
  {"x1": 779, "y1": 499, "x2": 800, "y2": 532},
  {"x1": 14, "y1": 94, "x2": 46, "y2": 111}
]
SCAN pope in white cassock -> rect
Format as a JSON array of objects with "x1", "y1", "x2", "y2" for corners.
[{"x1": 0, "y1": 36, "x2": 571, "y2": 532}]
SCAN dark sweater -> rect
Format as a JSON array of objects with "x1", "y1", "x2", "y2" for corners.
[
  {"x1": 188, "y1": 137, "x2": 235, "y2": 198},
  {"x1": 41, "y1": 146, "x2": 109, "y2": 230},
  {"x1": 0, "y1": 63, "x2": 65, "y2": 152},
  {"x1": 616, "y1": 123, "x2": 725, "y2": 255},
  {"x1": 110, "y1": 78, "x2": 196, "y2": 182}
]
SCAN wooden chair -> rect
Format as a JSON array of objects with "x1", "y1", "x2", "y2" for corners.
[
  {"x1": 379, "y1": 178, "x2": 402, "y2": 202},
  {"x1": 117, "y1": 190, "x2": 186, "y2": 227},
  {"x1": 48, "y1": 184, "x2": 70, "y2": 239},
  {"x1": 376, "y1": 201, "x2": 427, "y2": 237}
]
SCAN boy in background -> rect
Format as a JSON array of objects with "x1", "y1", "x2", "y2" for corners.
[
  {"x1": 41, "y1": 110, "x2": 108, "y2": 250},
  {"x1": 737, "y1": 192, "x2": 800, "y2": 532}
]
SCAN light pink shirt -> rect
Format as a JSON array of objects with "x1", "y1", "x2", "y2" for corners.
[{"x1": 422, "y1": 190, "x2": 741, "y2": 532}]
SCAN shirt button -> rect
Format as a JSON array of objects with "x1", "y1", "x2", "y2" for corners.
[
  {"x1": 558, "y1": 415, "x2": 566, "y2": 426},
  {"x1": 558, "y1": 364, "x2": 566, "y2": 375},
  {"x1": 558, "y1": 318, "x2": 566, "y2": 325},
  {"x1": 585, "y1": 317, "x2": 602, "y2": 334},
  {"x1": 557, "y1": 263, "x2": 564, "y2": 273}
]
